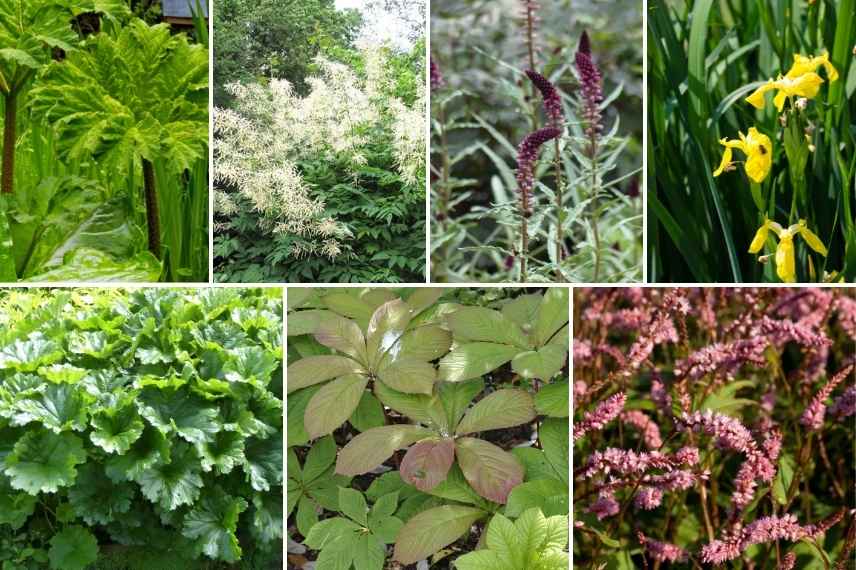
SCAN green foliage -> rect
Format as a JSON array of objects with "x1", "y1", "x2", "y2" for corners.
[
  {"x1": 213, "y1": 0, "x2": 361, "y2": 105},
  {"x1": 454, "y1": 509, "x2": 569, "y2": 570},
  {"x1": 0, "y1": 288, "x2": 284, "y2": 565},
  {"x1": 287, "y1": 287, "x2": 570, "y2": 566},
  {"x1": 1, "y1": 10, "x2": 209, "y2": 282},
  {"x1": 647, "y1": 0, "x2": 855, "y2": 282}
]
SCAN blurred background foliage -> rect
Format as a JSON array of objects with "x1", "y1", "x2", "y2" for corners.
[{"x1": 431, "y1": 0, "x2": 643, "y2": 282}]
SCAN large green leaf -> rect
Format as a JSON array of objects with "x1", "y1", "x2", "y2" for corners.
[
  {"x1": 438, "y1": 343, "x2": 521, "y2": 382},
  {"x1": 365, "y1": 299, "x2": 412, "y2": 368},
  {"x1": 30, "y1": 19, "x2": 208, "y2": 175},
  {"x1": 135, "y1": 442, "x2": 203, "y2": 510},
  {"x1": 67, "y1": 463, "x2": 134, "y2": 525},
  {"x1": 395, "y1": 325, "x2": 452, "y2": 362},
  {"x1": 534, "y1": 380, "x2": 569, "y2": 417},
  {"x1": 393, "y1": 505, "x2": 484, "y2": 564},
  {"x1": 24, "y1": 248, "x2": 162, "y2": 282},
  {"x1": 10, "y1": 382, "x2": 89, "y2": 433},
  {"x1": 3, "y1": 430, "x2": 87, "y2": 494},
  {"x1": 89, "y1": 404, "x2": 144, "y2": 454},
  {"x1": 138, "y1": 388, "x2": 220, "y2": 444},
  {"x1": 505, "y1": 479, "x2": 569, "y2": 518},
  {"x1": 534, "y1": 288, "x2": 569, "y2": 347},
  {"x1": 335, "y1": 424, "x2": 433, "y2": 476},
  {"x1": 0, "y1": 479, "x2": 37, "y2": 529},
  {"x1": 338, "y1": 487, "x2": 369, "y2": 526},
  {"x1": 455, "y1": 389, "x2": 535, "y2": 435},
  {"x1": 455, "y1": 437, "x2": 524, "y2": 504},
  {"x1": 48, "y1": 525, "x2": 99, "y2": 570},
  {"x1": 314, "y1": 314, "x2": 367, "y2": 363},
  {"x1": 182, "y1": 493, "x2": 249, "y2": 563}
]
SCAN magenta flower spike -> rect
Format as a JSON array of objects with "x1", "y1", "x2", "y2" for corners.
[
  {"x1": 430, "y1": 59, "x2": 445, "y2": 91},
  {"x1": 574, "y1": 30, "x2": 604, "y2": 152},
  {"x1": 573, "y1": 391, "x2": 626, "y2": 441},
  {"x1": 515, "y1": 126, "x2": 562, "y2": 211}
]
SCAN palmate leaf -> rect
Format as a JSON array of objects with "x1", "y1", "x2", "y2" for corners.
[
  {"x1": 136, "y1": 442, "x2": 203, "y2": 511},
  {"x1": 304, "y1": 373, "x2": 368, "y2": 439},
  {"x1": 48, "y1": 525, "x2": 99, "y2": 570},
  {"x1": 0, "y1": 478, "x2": 37, "y2": 529},
  {"x1": 438, "y1": 342, "x2": 522, "y2": 382},
  {"x1": 196, "y1": 430, "x2": 245, "y2": 475},
  {"x1": 182, "y1": 492, "x2": 249, "y2": 563},
  {"x1": 104, "y1": 426, "x2": 168, "y2": 482},
  {"x1": 243, "y1": 432, "x2": 283, "y2": 492},
  {"x1": 138, "y1": 387, "x2": 220, "y2": 444},
  {"x1": 89, "y1": 403, "x2": 144, "y2": 454},
  {"x1": 223, "y1": 345, "x2": 280, "y2": 386},
  {"x1": 0, "y1": 333, "x2": 63, "y2": 372},
  {"x1": 3, "y1": 430, "x2": 87, "y2": 494},
  {"x1": 67, "y1": 463, "x2": 134, "y2": 525},
  {"x1": 30, "y1": 19, "x2": 208, "y2": 175},
  {"x1": 336, "y1": 425, "x2": 434, "y2": 476},
  {"x1": 10, "y1": 382, "x2": 89, "y2": 433}
]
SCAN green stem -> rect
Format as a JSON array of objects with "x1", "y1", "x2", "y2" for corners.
[
  {"x1": 2, "y1": 91, "x2": 17, "y2": 195},
  {"x1": 142, "y1": 158, "x2": 162, "y2": 258}
]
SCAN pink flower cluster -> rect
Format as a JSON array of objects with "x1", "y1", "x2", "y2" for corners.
[
  {"x1": 701, "y1": 514, "x2": 810, "y2": 564},
  {"x1": 573, "y1": 392, "x2": 625, "y2": 441},
  {"x1": 637, "y1": 532, "x2": 688, "y2": 563},
  {"x1": 621, "y1": 410, "x2": 662, "y2": 449},
  {"x1": 801, "y1": 364, "x2": 855, "y2": 431}
]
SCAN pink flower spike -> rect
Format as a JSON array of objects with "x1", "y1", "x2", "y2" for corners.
[
  {"x1": 621, "y1": 410, "x2": 663, "y2": 449},
  {"x1": 573, "y1": 392, "x2": 626, "y2": 441},
  {"x1": 515, "y1": 126, "x2": 562, "y2": 210},
  {"x1": 801, "y1": 364, "x2": 855, "y2": 431},
  {"x1": 829, "y1": 385, "x2": 856, "y2": 419},
  {"x1": 637, "y1": 532, "x2": 688, "y2": 563},
  {"x1": 588, "y1": 492, "x2": 619, "y2": 520},
  {"x1": 779, "y1": 552, "x2": 796, "y2": 570}
]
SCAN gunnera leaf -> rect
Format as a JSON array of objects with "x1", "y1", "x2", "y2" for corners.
[
  {"x1": 48, "y1": 525, "x2": 99, "y2": 570},
  {"x1": 0, "y1": 333, "x2": 64, "y2": 372},
  {"x1": 136, "y1": 442, "x2": 203, "y2": 511},
  {"x1": 3, "y1": 430, "x2": 87, "y2": 494},
  {"x1": 182, "y1": 492, "x2": 249, "y2": 563}
]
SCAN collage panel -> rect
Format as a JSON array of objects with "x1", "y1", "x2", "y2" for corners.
[
  {"x1": 286, "y1": 286, "x2": 570, "y2": 568},
  {"x1": 573, "y1": 287, "x2": 856, "y2": 567},
  {"x1": 0, "y1": 3, "x2": 210, "y2": 285},
  {"x1": 0, "y1": 287, "x2": 284, "y2": 568},
  {"x1": 647, "y1": 0, "x2": 855, "y2": 283},
  {"x1": 212, "y1": 0, "x2": 428, "y2": 284},
  {"x1": 430, "y1": 0, "x2": 643, "y2": 284}
]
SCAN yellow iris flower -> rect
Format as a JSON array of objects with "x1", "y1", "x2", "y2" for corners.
[
  {"x1": 749, "y1": 219, "x2": 828, "y2": 282},
  {"x1": 745, "y1": 51, "x2": 838, "y2": 111},
  {"x1": 713, "y1": 127, "x2": 772, "y2": 183},
  {"x1": 786, "y1": 51, "x2": 838, "y2": 81}
]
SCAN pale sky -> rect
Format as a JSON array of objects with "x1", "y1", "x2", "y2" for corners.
[{"x1": 335, "y1": 0, "x2": 414, "y2": 50}]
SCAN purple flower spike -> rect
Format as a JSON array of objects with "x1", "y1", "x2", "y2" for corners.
[
  {"x1": 515, "y1": 126, "x2": 562, "y2": 210},
  {"x1": 525, "y1": 69, "x2": 564, "y2": 128},
  {"x1": 575, "y1": 30, "x2": 604, "y2": 152},
  {"x1": 430, "y1": 59, "x2": 445, "y2": 91}
]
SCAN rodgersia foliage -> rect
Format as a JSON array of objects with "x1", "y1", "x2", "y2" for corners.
[
  {"x1": 287, "y1": 287, "x2": 570, "y2": 567},
  {"x1": 0, "y1": 289, "x2": 284, "y2": 568},
  {"x1": 573, "y1": 287, "x2": 856, "y2": 567},
  {"x1": 214, "y1": 46, "x2": 426, "y2": 283}
]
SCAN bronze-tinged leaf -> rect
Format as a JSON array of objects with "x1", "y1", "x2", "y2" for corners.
[
  {"x1": 335, "y1": 425, "x2": 433, "y2": 476},
  {"x1": 365, "y1": 299, "x2": 413, "y2": 368},
  {"x1": 438, "y1": 343, "x2": 521, "y2": 382},
  {"x1": 404, "y1": 288, "x2": 445, "y2": 315},
  {"x1": 304, "y1": 374, "x2": 368, "y2": 439},
  {"x1": 455, "y1": 389, "x2": 535, "y2": 435},
  {"x1": 314, "y1": 314, "x2": 367, "y2": 364},
  {"x1": 286, "y1": 355, "x2": 361, "y2": 393},
  {"x1": 393, "y1": 505, "x2": 484, "y2": 565},
  {"x1": 377, "y1": 357, "x2": 436, "y2": 395},
  {"x1": 399, "y1": 438, "x2": 455, "y2": 492},
  {"x1": 455, "y1": 437, "x2": 523, "y2": 504}
]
